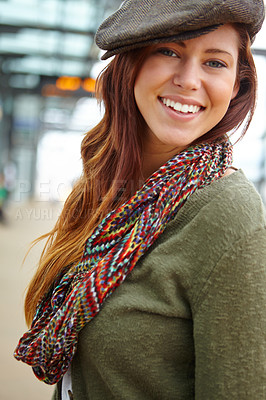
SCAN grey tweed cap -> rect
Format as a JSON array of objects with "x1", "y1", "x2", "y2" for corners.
[{"x1": 95, "y1": 0, "x2": 265, "y2": 60}]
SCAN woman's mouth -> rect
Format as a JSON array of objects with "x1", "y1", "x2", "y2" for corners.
[{"x1": 160, "y1": 97, "x2": 204, "y2": 114}]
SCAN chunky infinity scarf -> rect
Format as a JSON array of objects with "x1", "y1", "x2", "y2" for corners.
[{"x1": 14, "y1": 140, "x2": 232, "y2": 385}]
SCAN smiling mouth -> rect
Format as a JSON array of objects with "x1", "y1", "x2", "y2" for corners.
[{"x1": 160, "y1": 97, "x2": 205, "y2": 114}]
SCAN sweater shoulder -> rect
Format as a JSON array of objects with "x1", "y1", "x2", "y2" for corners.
[
  {"x1": 207, "y1": 170, "x2": 264, "y2": 219},
  {"x1": 206, "y1": 170, "x2": 265, "y2": 234},
  {"x1": 172, "y1": 169, "x2": 266, "y2": 240},
  {"x1": 153, "y1": 170, "x2": 266, "y2": 310}
]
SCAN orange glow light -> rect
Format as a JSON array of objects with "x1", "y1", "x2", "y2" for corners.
[
  {"x1": 56, "y1": 76, "x2": 81, "y2": 91},
  {"x1": 82, "y1": 78, "x2": 96, "y2": 93}
]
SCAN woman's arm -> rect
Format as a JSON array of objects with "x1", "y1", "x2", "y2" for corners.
[{"x1": 193, "y1": 228, "x2": 266, "y2": 399}]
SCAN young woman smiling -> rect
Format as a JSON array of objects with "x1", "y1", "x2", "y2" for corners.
[
  {"x1": 134, "y1": 24, "x2": 240, "y2": 178},
  {"x1": 14, "y1": 1, "x2": 266, "y2": 399}
]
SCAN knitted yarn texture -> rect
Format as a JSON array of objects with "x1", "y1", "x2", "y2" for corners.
[{"x1": 14, "y1": 141, "x2": 232, "y2": 385}]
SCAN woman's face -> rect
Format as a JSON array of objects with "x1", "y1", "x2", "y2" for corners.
[{"x1": 134, "y1": 24, "x2": 239, "y2": 157}]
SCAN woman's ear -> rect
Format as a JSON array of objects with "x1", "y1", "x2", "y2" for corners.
[{"x1": 231, "y1": 80, "x2": 240, "y2": 100}]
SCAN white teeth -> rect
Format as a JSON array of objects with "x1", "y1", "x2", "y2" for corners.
[
  {"x1": 181, "y1": 104, "x2": 189, "y2": 113},
  {"x1": 174, "y1": 102, "x2": 182, "y2": 111},
  {"x1": 162, "y1": 98, "x2": 201, "y2": 114}
]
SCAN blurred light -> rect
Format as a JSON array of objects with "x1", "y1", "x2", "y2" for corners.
[
  {"x1": 40, "y1": 108, "x2": 70, "y2": 125},
  {"x1": 41, "y1": 76, "x2": 96, "y2": 97},
  {"x1": 82, "y1": 77, "x2": 96, "y2": 93},
  {"x1": 35, "y1": 131, "x2": 83, "y2": 201},
  {"x1": 56, "y1": 76, "x2": 81, "y2": 91},
  {"x1": 70, "y1": 97, "x2": 103, "y2": 130}
]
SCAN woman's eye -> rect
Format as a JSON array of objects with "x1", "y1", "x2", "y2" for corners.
[
  {"x1": 158, "y1": 48, "x2": 178, "y2": 57},
  {"x1": 206, "y1": 60, "x2": 227, "y2": 68}
]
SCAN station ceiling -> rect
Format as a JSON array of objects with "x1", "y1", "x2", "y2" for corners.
[
  {"x1": 0, "y1": 0, "x2": 122, "y2": 92},
  {"x1": 0, "y1": 0, "x2": 265, "y2": 94}
]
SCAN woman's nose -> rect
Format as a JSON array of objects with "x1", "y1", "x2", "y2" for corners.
[{"x1": 173, "y1": 61, "x2": 202, "y2": 91}]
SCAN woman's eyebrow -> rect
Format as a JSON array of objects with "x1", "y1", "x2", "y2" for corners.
[
  {"x1": 175, "y1": 42, "x2": 233, "y2": 58},
  {"x1": 176, "y1": 41, "x2": 186, "y2": 48},
  {"x1": 204, "y1": 48, "x2": 233, "y2": 58}
]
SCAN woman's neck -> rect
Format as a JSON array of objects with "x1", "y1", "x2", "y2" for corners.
[
  {"x1": 141, "y1": 131, "x2": 187, "y2": 180},
  {"x1": 141, "y1": 146, "x2": 183, "y2": 181}
]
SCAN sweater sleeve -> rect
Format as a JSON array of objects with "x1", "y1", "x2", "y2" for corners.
[{"x1": 193, "y1": 227, "x2": 266, "y2": 400}]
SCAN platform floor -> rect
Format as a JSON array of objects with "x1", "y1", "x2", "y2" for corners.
[{"x1": 0, "y1": 201, "x2": 63, "y2": 400}]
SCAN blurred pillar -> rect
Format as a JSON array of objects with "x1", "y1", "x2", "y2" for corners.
[{"x1": 0, "y1": 92, "x2": 14, "y2": 170}]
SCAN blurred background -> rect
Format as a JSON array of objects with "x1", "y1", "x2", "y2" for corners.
[{"x1": 0, "y1": 1, "x2": 265, "y2": 399}]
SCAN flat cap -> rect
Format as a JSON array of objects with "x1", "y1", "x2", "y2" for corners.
[{"x1": 95, "y1": 0, "x2": 265, "y2": 60}]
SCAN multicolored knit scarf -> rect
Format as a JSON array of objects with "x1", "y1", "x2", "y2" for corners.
[{"x1": 14, "y1": 140, "x2": 232, "y2": 385}]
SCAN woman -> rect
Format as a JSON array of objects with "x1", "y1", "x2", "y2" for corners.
[{"x1": 14, "y1": 0, "x2": 266, "y2": 399}]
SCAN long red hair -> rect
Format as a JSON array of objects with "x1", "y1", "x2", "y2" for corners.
[{"x1": 25, "y1": 24, "x2": 257, "y2": 325}]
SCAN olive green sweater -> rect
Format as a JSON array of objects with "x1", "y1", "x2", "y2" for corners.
[{"x1": 53, "y1": 170, "x2": 266, "y2": 400}]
